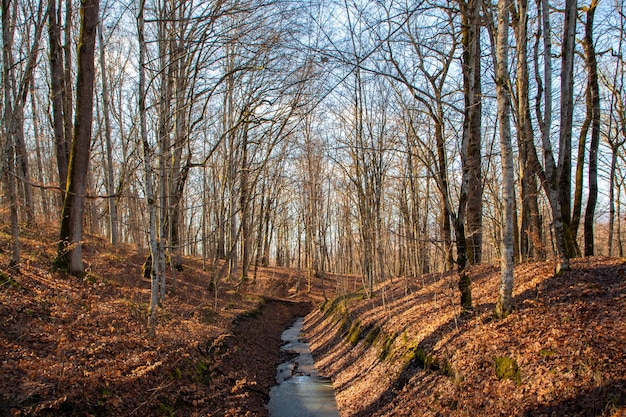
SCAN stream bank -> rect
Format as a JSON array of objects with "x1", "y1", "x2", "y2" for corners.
[{"x1": 214, "y1": 299, "x2": 313, "y2": 416}]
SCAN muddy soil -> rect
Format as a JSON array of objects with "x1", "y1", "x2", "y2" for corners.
[{"x1": 219, "y1": 299, "x2": 313, "y2": 416}]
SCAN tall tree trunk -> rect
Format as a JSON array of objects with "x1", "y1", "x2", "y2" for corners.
[
  {"x1": 461, "y1": 0, "x2": 483, "y2": 266},
  {"x1": 608, "y1": 145, "x2": 618, "y2": 256},
  {"x1": 606, "y1": 0, "x2": 625, "y2": 257},
  {"x1": 582, "y1": 0, "x2": 600, "y2": 256},
  {"x1": 156, "y1": 1, "x2": 172, "y2": 298},
  {"x1": 48, "y1": 0, "x2": 69, "y2": 199},
  {"x1": 558, "y1": 0, "x2": 578, "y2": 257},
  {"x1": 138, "y1": 0, "x2": 160, "y2": 335},
  {"x1": 63, "y1": 0, "x2": 73, "y2": 179},
  {"x1": 515, "y1": 0, "x2": 543, "y2": 261},
  {"x1": 571, "y1": 82, "x2": 590, "y2": 245},
  {"x1": 3, "y1": 0, "x2": 44, "y2": 264},
  {"x1": 456, "y1": 0, "x2": 482, "y2": 311},
  {"x1": 224, "y1": 47, "x2": 238, "y2": 280},
  {"x1": 434, "y1": 116, "x2": 454, "y2": 270},
  {"x1": 494, "y1": 0, "x2": 515, "y2": 318},
  {"x1": 1, "y1": 0, "x2": 20, "y2": 266},
  {"x1": 18, "y1": 0, "x2": 46, "y2": 226},
  {"x1": 534, "y1": 0, "x2": 570, "y2": 273},
  {"x1": 97, "y1": 21, "x2": 119, "y2": 245},
  {"x1": 239, "y1": 121, "x2": 251, "y2": 285},
  {"x1": 167, "y1": 28, "x2": 190, "y2": 274},
  {"x1": 54, "y1": 0, "x2": 99, "y2": 276}
]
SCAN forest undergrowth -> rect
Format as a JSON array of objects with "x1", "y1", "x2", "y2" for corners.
[
  {"x1": 1, "y1": 225, "x2": 625, "y2": 416},
  {"x1": 305, "y1": 257, "x2": 626, "y2": 416},
  {"x1": 0, "y1": 225, "x2": 316, "y2": 416}
]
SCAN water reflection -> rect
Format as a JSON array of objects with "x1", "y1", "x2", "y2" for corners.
[{"x1": 267, "y1": 317, "x2": 340, "y2": 417}]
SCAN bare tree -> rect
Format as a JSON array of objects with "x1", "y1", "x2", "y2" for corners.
[
  {"x1": 2, "y1": 0, "x2": 46, "y2": 267},
  {"x1": 48, "y1": 0, "x2": 69, "y2": 199},
  {"x1": 558, "y1": 0, "x2": 578, "y2": 257},
  {"x1": 380, "y1": 1, "x2": 458, "y2": 272},
  {"x1": 54, "y1": 0, "x2": 100, "y2": 275},
  {"x1": 138, "y1": 0, "x2": 161, "y2": 334},
  {"x1": 459, "y1": 0, "x2": 483, "y2": 269},
  {"x1": 533, "y1": 0, "x2": 571, "y2": 273},
  {"x1": 581, "y1": 0, "x2": 600, "y2": 256},
  {"x1": 493, "y1": 0, "x2": 515, "y2": 317},
  {"x1": 514, "y1": 0, "x2": 543, "y2": 261},
  {"x1": 97, "y1": 19, "x2": 119, "y2": 244}
]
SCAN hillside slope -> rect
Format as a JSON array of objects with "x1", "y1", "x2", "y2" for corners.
[
  {"x1": 0, "y1": 227, "x2": 319, "y2": 416},
  {"x1": 304, "y1": 258, "x2": 626, "y2": 416}
]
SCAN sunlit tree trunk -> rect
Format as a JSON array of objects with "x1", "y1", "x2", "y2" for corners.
[
  {"x1": 55, "y1": 0, "x2": 99, "y2": 276},
  {"x1": 582, "y1": 0, "x2": 600, "y2": 256},
  {"x1": 558, "y1": 0, "x2": 578, "y2": 257},
  {"x1": 514, "y1": 0, "x2": 543, "y2": 261},
  {"x1": 97, "y1": 21, "x2": 119, "y2": 245},
  {"x1": 494, "y1": 0, "x2": 515, "y2": 317},
  {"x1": 138, "y1": 0, "x2": 160, "y2": 335},
  {"x1": 48, "y1": 0, "x2": 69, "y2": 201}
]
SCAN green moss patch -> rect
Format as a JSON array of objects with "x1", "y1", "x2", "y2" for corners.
[
  {"x1": 0, "y1": 272, "x2": 19, "y2": 288},
  {"x1": 494, "y1": 356, "x2": 522, "y2": 385},
  {"x1": 378, "y1": 332, "x2": 397, "y2": 361},
  {"x1": 346, "y1": 320, "x2": 362, "y2": 346},
  {"x1": 363, "y1": 325, "x2": 381, "y2": 346}
]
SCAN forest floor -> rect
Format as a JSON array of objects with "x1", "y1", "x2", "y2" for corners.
[
  {"x1": 0, "y1": 225, "x2": 328, "y2": 416},
  {"x1": 1, "y1": 225, "x2": 625, "y2": 416},
  {"x1": 305, "y1": 258, "x2": 626, "y2": 417}
]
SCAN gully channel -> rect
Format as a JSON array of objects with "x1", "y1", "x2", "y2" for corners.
[{"x1": 267, "y1": 317, "x2": 340, "y2": 417}]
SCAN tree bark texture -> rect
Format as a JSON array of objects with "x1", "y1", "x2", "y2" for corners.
[
  {"x1": 557, "y1": 0, "x2": 578, "y2": 257},
  {"x1": 55, "y1": 0, "x2": 99, "y2": 276},
  {"x1": 495, "y1": 0, "x2": 515, "y2": 318},
  {"x1": 461, "y1": 0, "x2": 483, "y2": 266},
  {"x1": 48, "y1": 0, "x2": 69, "y2": 199},
  {"x1": 515, "y1": 0, "x2": 543, "y2": 261},
  {"x1": 582, "y1": 0, "x2": 600, "y2": 256},
  {"x1": 97, "y1": 21, "x2": 119, "y2": 245}
]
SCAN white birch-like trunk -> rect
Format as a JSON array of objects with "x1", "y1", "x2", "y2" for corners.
[
  {"x1": 495, "y1": 0, "x2": 515, "y2": 317},
  {"x1": 138, "y1": 0, "x2": 159, "y2": 334}
]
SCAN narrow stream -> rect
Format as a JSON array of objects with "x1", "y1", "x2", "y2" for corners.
[{"x1": 267, "y1": 317, "x2": 340, "y2": 417}]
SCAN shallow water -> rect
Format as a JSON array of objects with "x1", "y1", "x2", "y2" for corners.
[{"x1": 267, "y1": 317, "x2": 340, "y2": 417}]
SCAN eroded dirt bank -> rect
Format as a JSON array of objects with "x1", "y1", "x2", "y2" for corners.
[{"x1": 304, "y1": 258, "x2": 626, "y2": 417}]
